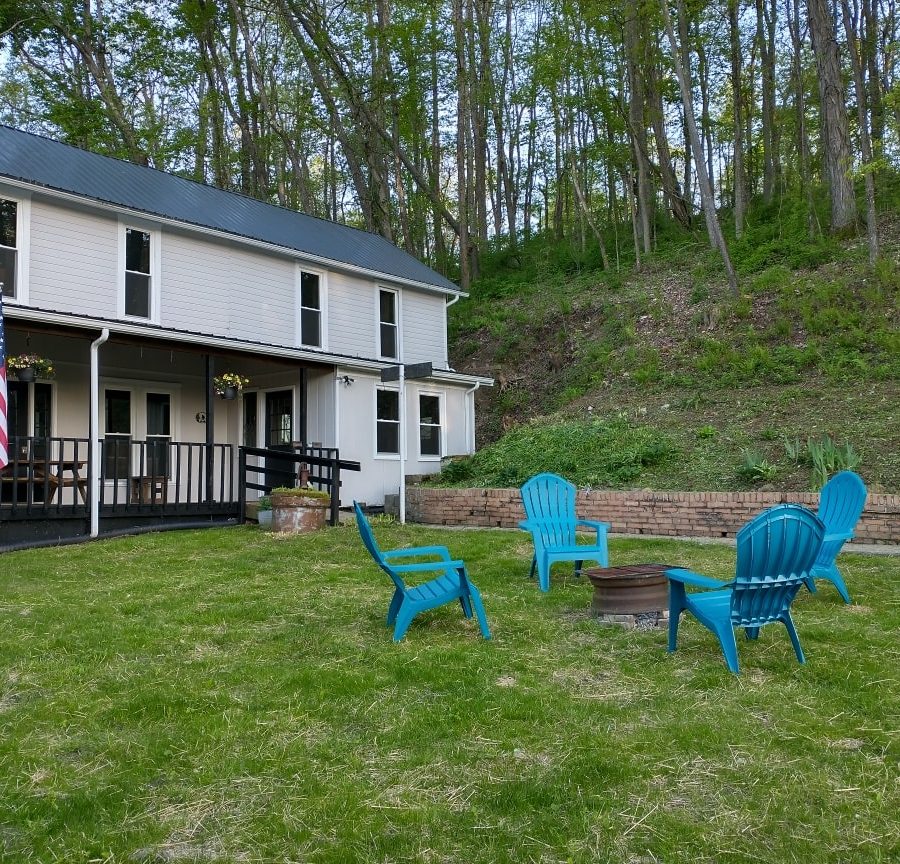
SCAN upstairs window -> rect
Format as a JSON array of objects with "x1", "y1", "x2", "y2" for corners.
[
  {"x1": 376, "y1": 389, "x2": 400, "y2": 455},
  {"x1": 378, "y1": 288, "x2": 399, "y2": 360},
  {"x1": 0, "y1": 199, "x2": 18, "y2": 299},
  {"x1": 124, "y1": 227, "x2": 152, "y2": 319},
  {"x1": 299, "y1": 271, "x2": 322, "y2": 347}
]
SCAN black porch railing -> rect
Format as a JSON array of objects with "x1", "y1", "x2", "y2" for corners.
[
  {"x1": 0, "y1": 436, "x2": 237, "y2": 518},
  {"x1": 238, "y1": 444, "x2": 361, "y2": 526}
]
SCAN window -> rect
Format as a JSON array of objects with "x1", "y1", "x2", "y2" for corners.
[
  {"x1": 0, "y1": 198, "x2": 17, "y2": 299},
  {"x1": 299, "y1": 270, "x2": 322, "y2": 347},
  {"x1": 378, "y1": 288, "x2": 398, "y2": 360},
  {"x1": 418, "y1": 394, "x2": 442, "y2": 458},
  {"x1": 104, "y1": 389, "x2": 132, "y2": 480},
  {"x1": 6, "y1": 382, "x2": 52, "y2": 456},
  {"x1": 145, "y1": 393, "x2": 171, "y2": 478},
  {"x1": 124, "y1": 227, "x2": 152, "y2": 319},
  {"x1": 376, "y1": 389, "x2": 400, "y2": 455}
]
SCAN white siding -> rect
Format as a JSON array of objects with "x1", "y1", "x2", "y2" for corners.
[
  {"x1": 402, "y1": 291, "x2": 447, "y2": 366},
  {"x1": 326, "y1": 271, "x2": 374, "y2": 357},
  {"x1": 161, "y1": 231, "x2": 295, "y2": 342},
  {"x1": 28, "y1": 199, "x2": 118, "y2": 316}
]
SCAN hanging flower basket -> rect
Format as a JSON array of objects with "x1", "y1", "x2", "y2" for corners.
[
  {"x1": 7, "y1": 354, "x2": 55, "y2": 382},
  {"x1": 213, "y1": 372, "x2": 250, "y2": 400}
]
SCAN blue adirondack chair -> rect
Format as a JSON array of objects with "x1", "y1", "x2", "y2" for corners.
[
  {"x1": 667, "y1": 503, "x2": 824, "y2": 674},
  {"x1": 519, "y1": 473, "x2": 610, "y2": 592},
  {"x1": 803, "y1": 471, "x2": 867, "y2": 604},
  {"x1": 353, "y1": 502, "x2": 491, "y2": 641}
]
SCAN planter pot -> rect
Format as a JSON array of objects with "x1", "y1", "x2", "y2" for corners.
[
  {"x1": 220, "y1": 385, "x2": 238, "y2": 400},
  {"x1": 257, "y1": 509, "x2": 273, "y2": 528},
  {"x1": 15, "y1": 368, "x2": 35, "y2": 383},
  {"x1": 271, "y1": 492, "x2": 329, "y2": 534}
]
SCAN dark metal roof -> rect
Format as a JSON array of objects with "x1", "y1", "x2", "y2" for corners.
[{"x1": 0, "y1": 125, "x2": 460, "y2": 294}]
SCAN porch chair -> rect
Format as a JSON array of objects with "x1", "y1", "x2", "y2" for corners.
[
  {"x1": 353, "y1": 502, "x2": 491, "y2": 641},
  {"x1": 667, "y1": 503, "x2": 824, "y2": 674},
  {"x1": 803, "y1": 470, "x2": 867, "y2": 604},
  {"x1": 519, "y1": 472, "x2": 610, "y2": 591}
]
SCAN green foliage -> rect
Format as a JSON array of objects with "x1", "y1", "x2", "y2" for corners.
[
  {"x1": 804, "y1": 435, "x2": 862, "y2": 488},
  {"x1": 695, "y1": 425, "x2": 717, "y2": 439},
  {"x1": 736, "y1": 450, "x2": 779, "y2": 483},
  {"x1": 432, "y1": 416, "x2": 674, "y2": 488}
]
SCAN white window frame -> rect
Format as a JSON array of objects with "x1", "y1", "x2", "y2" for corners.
[
  {"x1": 0, "y1": 191, "x2": 30, "y2": 304},
  {"x1": 376, "y1": 286, "x2": 401, "y2": 361},
  {"x1": 118, "y1": 220, "x2": 161, "y2": 323},
  {"x1": 416, "y1": 390, "x2": 444, "y2": 461},
  {"x1": 296, "y1": 266, "x2": 328, "y2": 349},
  {"x1": 374, "y1": 385, "x2": 401, "y2": 459}
]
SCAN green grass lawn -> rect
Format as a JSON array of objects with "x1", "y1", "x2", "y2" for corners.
[{"x1": 1, "y1": 523, "x2": 897, "y2": 863}]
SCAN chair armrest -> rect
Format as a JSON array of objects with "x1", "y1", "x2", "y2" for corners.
[
  {"x1": 390, "y1": 559, "x2": 466, "y2": 575},
  {"x1": 666, "y1": 568, "x2": 730, "y2": 589},
  {"x1": 384, "y1": 545, "x2": 453, "y2": 562},
  {"x1": 823, "y1": 531, "x2": 854, "y2": 543},
  {"x1": 576, "y1": 519, "x2": 610, "y2": 534}
]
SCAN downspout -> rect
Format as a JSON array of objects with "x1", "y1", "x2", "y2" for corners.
[
  {"x1": 89, "y1": 328, "x2": 109, "y2": 538},
  {"x1": 465, "y1": 381, "x2": 481, "y2": 454}
]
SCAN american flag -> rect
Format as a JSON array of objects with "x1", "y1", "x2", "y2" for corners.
[{"x1": 0, "y1": 285, "x2": 7, "y2": 470}]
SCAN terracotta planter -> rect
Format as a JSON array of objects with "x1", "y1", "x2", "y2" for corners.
[{"x1": 271, "y1": 492, "x2": 329, "y2": 534}]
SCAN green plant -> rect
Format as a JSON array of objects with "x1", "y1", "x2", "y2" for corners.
[
  {"x1": 696, "y1": 425, "x2": 717, "y2": 440},
  {"x1": 805, "y1": 435, "x2": 861, "y2": 488},
  {"x1": 212, "y1": 372, "x2": 250, "y2": 394},
  {"x1": 783, "y1": 436, "x2": 803, "y2": 463},
  {"x1": 736, "y1": 449, "x2": 779, "y2": 483},
  {"x1": 6, "y1": 354, "x2": 55, "y2": 378},
  {"x1": 271, "y1": 486, "x2": 331, "y2": 501},
  {"x1": 257, "y1": 495, "x2": 272, "y2": 512}
]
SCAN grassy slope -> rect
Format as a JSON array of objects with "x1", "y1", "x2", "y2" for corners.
[
  {"x1": 446, "y1": 196, "x2": 899, "y2": 492},
  {"x1": 0, "y1": 525, "x2": 897, "y2": 862}
]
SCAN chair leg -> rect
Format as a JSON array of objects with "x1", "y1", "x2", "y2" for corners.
[
  {"x1": 528, "y1": 555, "x2": 537, "y2": 581},
  {"x1": 745, "y1": 627, "x2": 760, "y2": 640},
  {"x1": 667, "y1": 581, "x2": 686, "y2": 653},
  {"x1": 538, "y1": 560, "x2": 550, "y2": 592},
  {"x1": 466, "y1": 583, "x2": 492, "y2": 639},
  {"x1": 782, "y1": 612, "x2": 806, "y2": 664},
  {"x1": 827, "y1": 566, "x2": 852, "y2": 604},
  {"x1": 459, "y1": 594, "x2": 473, "y2": 618},
  {"x1": 386, "y1": 589, "x2": 404, "y2": 627},
  {"x1": 712, "y1": 621, "x2": 740, "y2": 674},
  {"x1": 803, "y1": 576, "x2": 818, "y2": 594},
  {"x1": 573, "y1": 559, "x2": 584, "y2": 578},
  {"x1": 392, "y1": 603, "x2": 417, "y2": 641}
]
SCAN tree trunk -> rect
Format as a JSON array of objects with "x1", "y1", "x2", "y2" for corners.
[
  {"x1": 661, "y1": 0, "x2": 739, "y2": 294},
  {"x1": 808, "y1": 0, "x2": 858, "y2": 232},
  {"x1": 729, "y1": 0, "x2": 746, "y2": 237}
]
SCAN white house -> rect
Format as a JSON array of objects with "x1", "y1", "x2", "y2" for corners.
[{"x1": 0, "y1": 125, "x2": 490, "y2": 546}]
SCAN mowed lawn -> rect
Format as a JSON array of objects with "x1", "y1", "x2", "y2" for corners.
[{"x1": 0, "y1": 522, "x2": 897, "y2": 863}]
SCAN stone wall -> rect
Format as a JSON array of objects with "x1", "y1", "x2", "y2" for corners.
[{"x1": 403, "y1": 487, "x2": 899, "y2": 544}]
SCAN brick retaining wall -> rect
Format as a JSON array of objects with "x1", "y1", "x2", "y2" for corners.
[{"x1": 404, "y1": 487, "x2": 899, "y2": 544}]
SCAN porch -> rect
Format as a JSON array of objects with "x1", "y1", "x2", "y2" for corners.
[{"x1": 0, "y1": 437, "x2": 357, "y2": 550}]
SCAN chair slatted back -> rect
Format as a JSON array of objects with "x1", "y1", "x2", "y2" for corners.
[
  {"x1": 731, "y1": 504, "x2": 824, "y2": 628},
  {"x1": 816, "y1": 471, "x2": 867, "y2": 565},
  {"x1": 520, "y1": 473, "x2": 578, "y2": 547},
  {"x1": 354, "y1": 502, "x2": 406, "y2": 592}
]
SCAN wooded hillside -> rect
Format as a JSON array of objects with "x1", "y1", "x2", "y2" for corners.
[{"x1": 3, "y1": 0, "x2": 896, "y2": 291}]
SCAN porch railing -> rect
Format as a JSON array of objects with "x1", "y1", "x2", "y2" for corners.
[
  {"x1": 238, "y1": 444, "x2": 361, "y2": 526},
  {"x1": 0, "y1": 436, "x2": 237, "y2": 517}
]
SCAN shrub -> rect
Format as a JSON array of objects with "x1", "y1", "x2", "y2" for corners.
[{"x1": 736, "y1": 450, "x2": 778, "y2": 483}]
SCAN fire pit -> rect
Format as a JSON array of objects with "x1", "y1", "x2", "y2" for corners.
[{"x1": 584, "y1": 564, "x2": 671, "y2": 630}]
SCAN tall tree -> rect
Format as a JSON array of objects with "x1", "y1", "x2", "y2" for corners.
[{"x1": 807, "y1": 0, "x2": 857, "y2": 232}]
